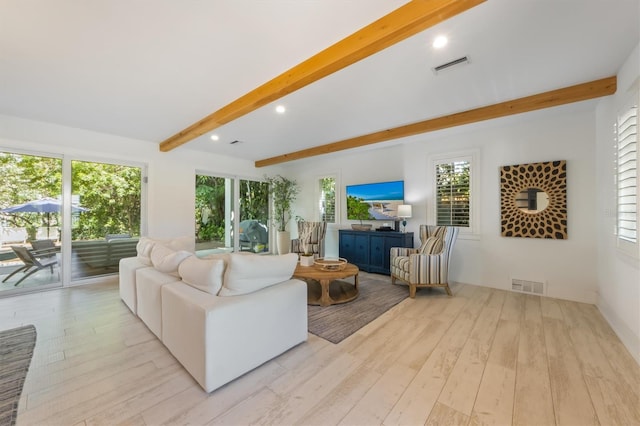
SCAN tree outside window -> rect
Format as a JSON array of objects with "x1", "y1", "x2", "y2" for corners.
[
  {"x1": 319, "y1": 177, "x2": 336, "y2": 223},
  {"x1": 195, "y1": 174, "x2": 269, "y2": 252},
  {"x1": 435, "y1": 159, "x2": 471, "y2": 228}
]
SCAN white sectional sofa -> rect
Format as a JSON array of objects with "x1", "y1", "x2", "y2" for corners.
[
  {"x1": 118, "y1": 237, "x2": 308, "y2": 392},
  {"x1": 119, "y1": 235, "x2": 194, "y2": 315}
]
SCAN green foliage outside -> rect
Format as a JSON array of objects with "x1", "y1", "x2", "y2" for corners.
[
  {"x1": 239, "y1": 179, "x2": 269, "y2": 224},
  {"x1": 195, "y1": 175, "x2": 226, "y2": 242},
  {"x1": 436, "y1": 161, "x2": 470, "y2": 227},
  {"x1": 195, "y1": 175, "x2": 269, "y2": 243},
  {"x1": 71, "y1": 161, "x2": 141, "y2": 239},
  {"x1": 347, "y1": 195, "x2": 373, "y2": 222},
  {"x1": 0, "y1": 153, "x2": 63, "y2": 240},
  {"x1": 0, "y1": 152, "x2": 142, "y2": 241},
  {"x1": 320, "y1": 177, "x2": 336, "y2": 223}
]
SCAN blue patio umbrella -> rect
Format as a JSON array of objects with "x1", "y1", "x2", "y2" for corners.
[{"x1": 0, "y1": 197, "x2": 89, "y2": 238}]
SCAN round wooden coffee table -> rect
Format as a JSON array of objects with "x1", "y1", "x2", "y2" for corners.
[{"x1": 293, "y1": 263, "x2": 359, "y2": 307}]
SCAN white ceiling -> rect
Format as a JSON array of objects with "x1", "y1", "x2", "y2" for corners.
[{"x1": 1, "y1": 0, "x2": 638, "y2": 163}]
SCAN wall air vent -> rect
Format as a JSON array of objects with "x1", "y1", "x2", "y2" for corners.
[
  {"x1": 433, "y1": 56, "x2": 470, "y2": 74},
  {"x1": 511, "y1": 278, "x2": 546, "y2": 296}
]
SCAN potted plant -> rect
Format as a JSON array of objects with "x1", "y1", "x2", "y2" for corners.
[
  {"x1": 265, "y1": 175, "x2": 299, "y2": 254},
  {"x1": 297, "y1": 221, "x2": 315, "y2": 266}
]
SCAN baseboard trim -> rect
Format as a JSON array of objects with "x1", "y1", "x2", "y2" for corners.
[{"x1": 597, "y1": 295, "x2": 640, "y2": 366}]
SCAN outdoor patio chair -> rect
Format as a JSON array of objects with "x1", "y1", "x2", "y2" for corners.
[
  {"x1": 2, "y1": 245, "x2": 58, "y2": 287},
  {"x1": 30, "y1": 239, "x2": 58, "y2": 259},
  {"x1": 238, "y1": 220, "x2": 269, "y2": 252}
]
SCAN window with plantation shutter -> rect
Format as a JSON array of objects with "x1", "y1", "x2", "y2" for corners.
[
  {"x1": 435, "y1": 158, "x2": 471, "y2": 228},
  {"x1": 319, "y1": 176, "x2": 336, "y2": 223},
  {"x1": 616, "y1": 98, "x2": 638, "y2": 253}
]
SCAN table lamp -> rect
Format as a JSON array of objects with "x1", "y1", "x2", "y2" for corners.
[{"x1": 397, "y1": 204, "x2": 412, "y2": 232}]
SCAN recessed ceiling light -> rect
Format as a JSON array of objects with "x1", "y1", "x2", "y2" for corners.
[
  {"x1": 433, "y1": 35, "x2": 448, "y2": 49},
  {"x1": 210, "y1": 134, "x2": 219, "y2": 141},
  {"x1": 275, "y1": 105, "x2": 286, "y2": 114}
]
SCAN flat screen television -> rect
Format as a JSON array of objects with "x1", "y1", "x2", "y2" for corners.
[{"x1": 346, "y1": 180, "x2": 404, "y2": 221}]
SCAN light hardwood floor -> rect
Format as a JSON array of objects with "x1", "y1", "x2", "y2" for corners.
[{"x1": 2, "y1": 274, "x2": 639, "y2": 426}]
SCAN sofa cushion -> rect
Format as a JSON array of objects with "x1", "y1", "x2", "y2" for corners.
[
  {"x1": 136, "y1": 267, "x2": 181, "y2": 339},
  {"x1": 165, "y1": 235, "x2": 196, "y2": 252},
  {"x1": 136, "y1": 237, "x2": 156, "y2": 266},
  {"x1": 419, "y1": 237, "x2": 443, "y2": 255},
  {"x1": 161, "y1": 278, "x2": 307, "y2": 392},
  {"x1": 119, "y1": 256, "x2": 152, "y2": 314},
  {"x1": 219, "y1": 253, "x2": 298, "y2": 296},
  {"x1": 150, "y1": 244, "x2": 192, "y2": 276},
  {"x1": 178, "y1": 255, "x2": 225, "y2": 295},
  {"x1": 201, "y1": 252, "x2": 231, "y2": 266},
  {"x1": 137, "y1": 236, "x2": 196, "y2": 266}
]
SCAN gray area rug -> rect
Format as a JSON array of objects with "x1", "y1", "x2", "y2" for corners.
[
  {"x1": 0, "y1": 325, "x2": 36, "y2": 426},
  {"x1": 308, "y1": 274, "x2": 408, "y2": 344}
]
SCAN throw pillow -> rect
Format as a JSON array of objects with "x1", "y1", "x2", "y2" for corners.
[
  {"x1": 178, "y1": 256, "x2": 225, "y2": 295},
  {"x1": 136, "y1": 237, "x2": 156, "y2": 266},
  {"x1": 201, "y1": 252, "x2": 231, "y2": 281},
  {"x1": 166, "y1": 235, "x2": 196, "y2": 253},
  {"x1": 150, "y1": 244, "x2": 192, "y2": 276},
  {"x1": 136, "y1": 236, "x2": 196, "y2": 266},
  {"x1": 218, "y1": 253, "x2": 298, "y2": 296},
  {"x1": 419, "y1": 237, "x2": 443, "y2": 255}
]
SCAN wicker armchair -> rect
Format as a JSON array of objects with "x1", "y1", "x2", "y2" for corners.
[
  {"x1": 390, "y1": 225, "x2": 459, "y2": 297},
  {"x1": 290, "y1": 221, "x2": 327, "y2": 258}
]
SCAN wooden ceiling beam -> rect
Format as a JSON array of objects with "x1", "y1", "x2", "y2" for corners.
[
  {"x1": 254, "y1": 76, "x2": 617, "y2": 167},
  {"x1": 159, "y1": 0, "x2": 486, "y2": 152}
]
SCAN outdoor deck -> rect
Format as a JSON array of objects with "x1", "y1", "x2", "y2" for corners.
[{"x1": 0, "y1": 239, "x2": 136, "y2": 295}]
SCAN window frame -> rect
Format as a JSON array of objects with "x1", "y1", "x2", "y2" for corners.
[
  {"x1": 429, "y1": 150, "x2": 479, "y2": 239},
  {"x1": 0, "y1": 146, "x2": 148, "y2": 290},
  {"x1": 67, "y1": 156, "x2": 147, "y2": 285},
  {"x1": 195, "y1": 170, "x2": 270, "y2": 254},
  {"x1": 316, "y1": 173, "x2": 339, "y2": 224},
  {"x1": 615, "y1": 89, "x2": 639, "y2": 259}
]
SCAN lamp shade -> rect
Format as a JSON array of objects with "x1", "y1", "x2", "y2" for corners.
[{"x1": 397, "y1": 204, "x2": 412, "y2": 218}]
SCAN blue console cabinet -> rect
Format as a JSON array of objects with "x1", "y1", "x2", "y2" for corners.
[{"x1": 338, "y1": 229, "x2": 414, "y2": 275}]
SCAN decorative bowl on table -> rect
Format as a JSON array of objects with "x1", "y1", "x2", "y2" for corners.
[{"x1": 314, "y1": 257, "x2": 348, "y2": 271}]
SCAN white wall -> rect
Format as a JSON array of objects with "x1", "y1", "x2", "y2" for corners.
[
  {"x1": 595, "y1": 43, "x2": 640, "y2": 364},
  {"x1": 0, "y1": 114, "x2": 269, "y2": 241},
  {"x1": 284, "y1": 105, "x2": 599, "y2": 304},
  {"x1": 282, "y1": 145, "x2": 404, "y2": 258},
  {"x1": 410, "y1": 107, "x2": 600, "y2": 304}
]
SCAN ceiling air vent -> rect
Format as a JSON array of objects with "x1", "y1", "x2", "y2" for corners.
[{"x1": 433, "y1": 56, "x2": 470, "y2": 74}]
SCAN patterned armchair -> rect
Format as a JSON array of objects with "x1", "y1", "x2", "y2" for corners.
[
  {"x1": 290, "y1": 221, "x2": 327, "y2": 258},
  {"x1": 390, "y1": 225, "x2": 459, "y2": 297}
]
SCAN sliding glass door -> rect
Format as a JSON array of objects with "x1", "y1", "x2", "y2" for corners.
[
  {"x1": 195, "y1": 174, "x2": 269, "y2": 255},
  {"x1": 195, "y1": 175, "x2": 235, "y2": 254},
  {"x1": 70, "y1": 160, "x2": 142, "y2": 281},
  {"x1": 0, "y1": 150, "x2": 145, "y2": 295},
  {"x1": 238, "y1": 179, "x2": 269, "y2": 253},
  {"x1": 0, "y1": 152, "x2": 63, "y2": 294}
]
